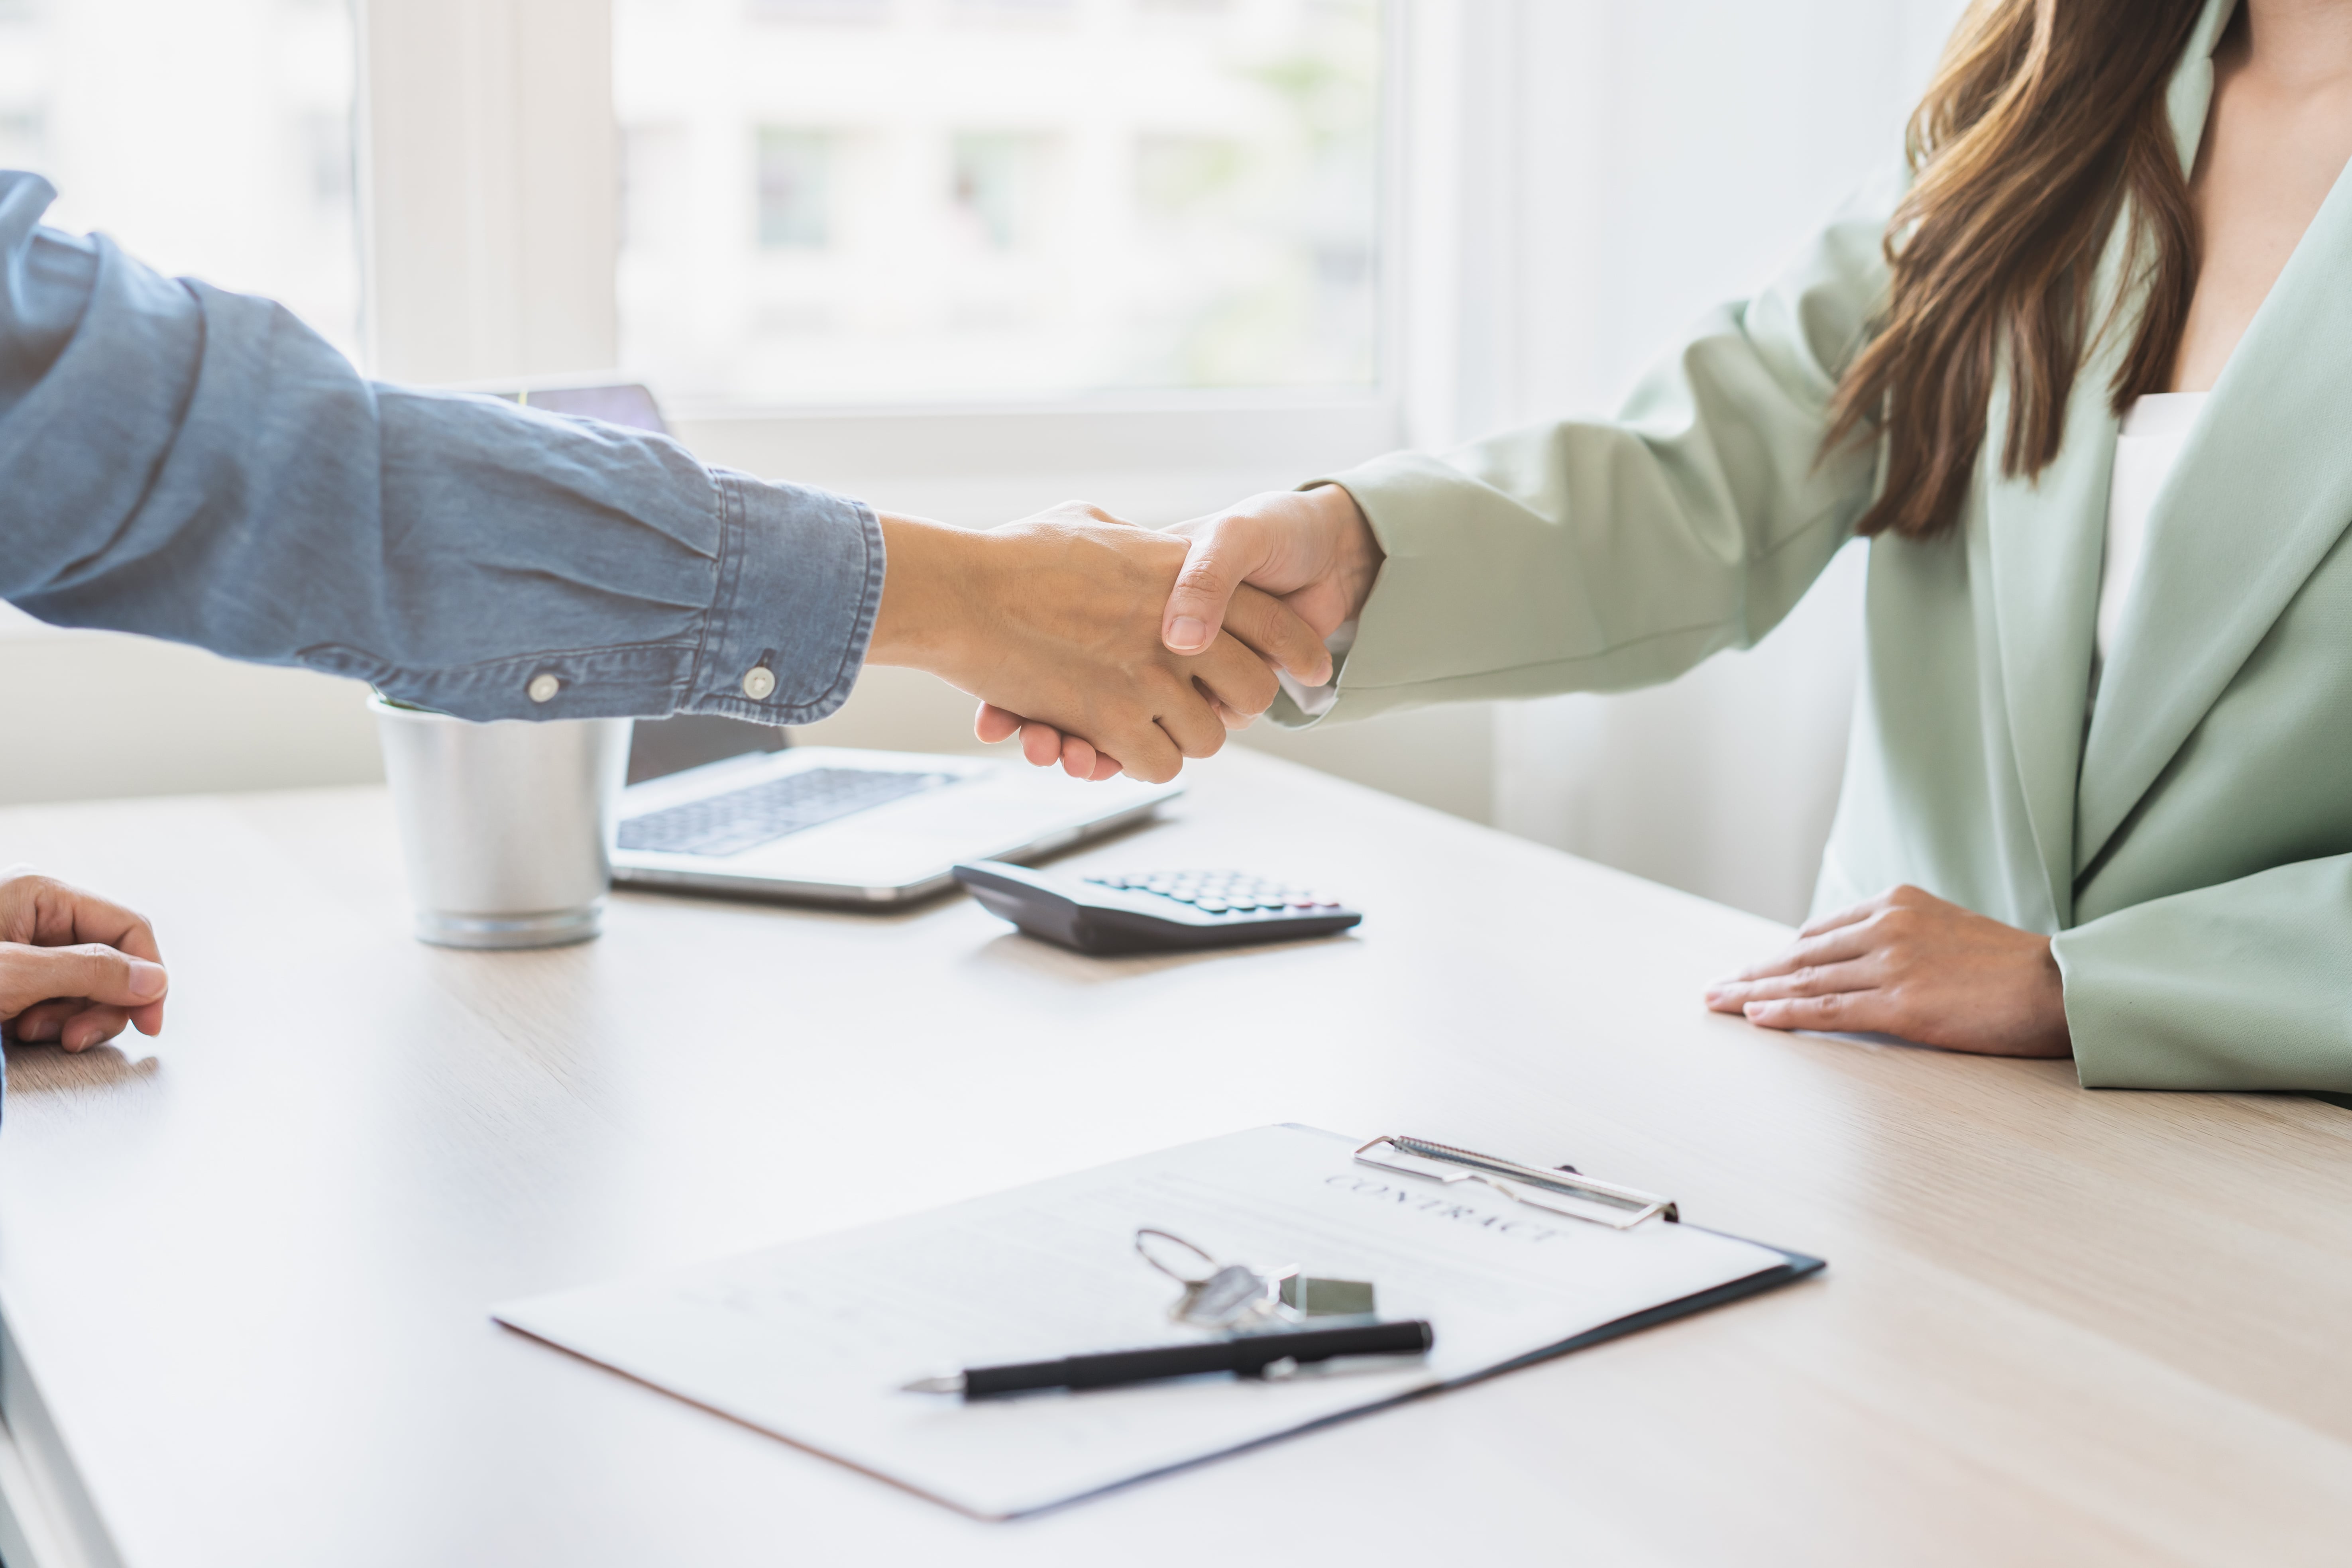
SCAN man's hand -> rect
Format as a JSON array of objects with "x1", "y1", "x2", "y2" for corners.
[
  {"x1": 1704, "y1": 884, "x2": 2071, "y2": 1057},
  {"x1": 0, "y1": 868, "x2": 169, "y2": 1053},
  {"x1": 977, "y1": 485, "x2": 1385, "y2": 776},
  {"x1": 866, "y1": 502, "x2": 1328, "y2": 785}
]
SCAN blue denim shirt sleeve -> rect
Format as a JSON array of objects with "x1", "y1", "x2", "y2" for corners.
[{"x1": 0, "y1": 172, "x2": 883, "y2": 724}]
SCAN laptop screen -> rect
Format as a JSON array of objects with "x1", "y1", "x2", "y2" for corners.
[{"x1": 503, "y1": 383, "x2": 670, "y2": 435}]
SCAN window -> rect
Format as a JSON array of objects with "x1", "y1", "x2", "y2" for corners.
[
  {"x1": 0, "y1": 0, "x2": 360, "y2": 641},
  {"x1": 613, "y1": 0, "x2": 1384, "y2": 407},
  {"x1": 0, "y1": 0, "x2": 360, "y2": 362},
  {"x1": 756, "y1": 128, "x2": 835, "y2": 248},
  {"x1": 747, "y1": 0, "x2": 889, "y2": 21},
  {"x1": 949, "y1": 132, "x2": 1048, "y2": 252}
]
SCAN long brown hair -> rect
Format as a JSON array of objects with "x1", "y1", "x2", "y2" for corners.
[{"x1": 1827, "y1": 0, "x2": 2213, "y2": 540}]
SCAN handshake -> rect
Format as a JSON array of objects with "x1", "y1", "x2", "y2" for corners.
[{"x1": 867, "y1": 483, "x2": 1384, "y2": 784}]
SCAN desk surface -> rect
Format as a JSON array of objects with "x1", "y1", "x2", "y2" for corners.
[{"x1": 0, "y1": 751, "x2": 2348, "y2": 1566}]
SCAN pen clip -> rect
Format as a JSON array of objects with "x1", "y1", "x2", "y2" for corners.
[{"x1": 1353, "y1": 1134, "x2": 1677, "y2": 1229}]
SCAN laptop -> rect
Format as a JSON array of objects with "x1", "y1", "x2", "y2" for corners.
[
  {"x1": 490, "y1": 382, "x2": 1183, "y2": 907},
  {"x1": 611, "y1": 743, "x2": 1179, "y2": 906}
]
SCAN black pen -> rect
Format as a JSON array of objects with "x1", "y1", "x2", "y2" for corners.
[{"x1": 901, "y1": 1319, "x2": 1435, "y2": 1398}]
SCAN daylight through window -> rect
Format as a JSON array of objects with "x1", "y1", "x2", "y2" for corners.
[
  {"x1": 0, "y1": 0, "x2": 360, "y2": 362},
  {"x1": 615, "y1": 0, "x2": 1383, "y2": 406}
]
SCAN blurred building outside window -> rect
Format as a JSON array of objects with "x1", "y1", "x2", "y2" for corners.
[
  {"x1": 614, "y1": 0, "x2": 1384, "y2": 408},
  {"x1": 0, "y1": 0, "x2": 359, "y2": 361},
  {"x1": 757, "y1": 128, "x2": 835, "y2": 247}
]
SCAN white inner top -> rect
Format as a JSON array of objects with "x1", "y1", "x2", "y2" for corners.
[
  {"x1": 2099, "y1": 391, "x2": 2210, "y2": 668},
  {"x1": 1274, "y1": 616, "x2": 1355, "y2": 718}
]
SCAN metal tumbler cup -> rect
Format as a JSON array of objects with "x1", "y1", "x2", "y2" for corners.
[{"x1": 370, "y1": 695, "x2": 634, "y2": 949}]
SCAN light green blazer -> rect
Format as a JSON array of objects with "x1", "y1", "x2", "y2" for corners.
[{"x1": 1308, "y1": 0, "x2": 2352, "y2": 1092}]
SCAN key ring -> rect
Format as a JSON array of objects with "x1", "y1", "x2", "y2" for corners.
[
  {"x1": 1135, "y1": 1228, "x2": 1285, "y2": 1328},
  {"x1": 1134, "y1": 1228, "x2": 1220, "y2": 1287}
]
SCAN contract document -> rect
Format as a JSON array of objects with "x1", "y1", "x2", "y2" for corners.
[{"x1": 493, "y1": 1125, "x2": 1816, "y2": 1518}]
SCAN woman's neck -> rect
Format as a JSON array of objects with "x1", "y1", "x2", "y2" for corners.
[
  {"x1": 2166, "y1": 0, "x2": 2352, "y2": 390},
  {"x1": 2230, "y1": 0, "x2": 2352, "y2": 92}
]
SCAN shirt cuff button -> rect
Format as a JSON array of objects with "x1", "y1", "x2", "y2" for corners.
[
  {"x1": 742, "y1": 666, "x2": 777, "y2": 701},
  {"x1": 527, "y1": 672, "x2": 561, "y2": 703}
]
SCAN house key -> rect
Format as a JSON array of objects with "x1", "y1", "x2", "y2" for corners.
[{"x1": 1134, "y1": 1228, "x2": 1376, "y2": 1330}]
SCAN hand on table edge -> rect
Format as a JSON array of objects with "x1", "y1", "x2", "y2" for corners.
[
  {"x1": 978, "y1": 483, "x2": 1387, "y2": 779},
  {"x1": 1704, "y1": 884, "x2": 2072, "y2": 1058},
  {"x1": 0, "y1": 867, "x2": 170, "y2": 1053},
  {"x1": 865, "y1": 502, "x2": 1328, "y2": 785}
]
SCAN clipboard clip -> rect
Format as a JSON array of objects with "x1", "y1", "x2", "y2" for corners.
[{"x1": 1354, "y1": 1134, "x2": 1678, "y2": 1230}]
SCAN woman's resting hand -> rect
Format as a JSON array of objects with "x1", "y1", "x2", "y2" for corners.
[
  {"x1": 1705, "y1": 884, "x2": 2071, "y2": 1057},
  {"x1": 0, "y1": 868, "x2": 170, "y2": 1053}
]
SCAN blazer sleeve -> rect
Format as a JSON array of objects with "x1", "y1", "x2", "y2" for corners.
[
  {"x1": 1295, "y1": 176, "x2": 1900, "y2": 725},
  {"x1": 2055, "y1": 856, "x2": 2352, "y2": 1092}
]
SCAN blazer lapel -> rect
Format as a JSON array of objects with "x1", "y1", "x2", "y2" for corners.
[
  {"x1": 1981, "y1": 379, "x2": 2112, "y2": 928},
  {"x1": 2077, "y1": 149, "x2": 2352, "y2": 872},
  {"x1": 1972, "y1": 0, "x2": 2239, "y2": 922}
]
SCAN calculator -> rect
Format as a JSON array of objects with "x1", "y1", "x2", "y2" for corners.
[{"x1": 951, "y1": 861, "x2": 1363, "y2": 955}]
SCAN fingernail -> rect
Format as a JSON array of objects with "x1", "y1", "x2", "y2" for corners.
[
  {"x1": 1168, "y1": 616, "x2": 1209, "y2": 651},
  {"x1": 127, "y1": 959, "x2": 167, "y2": 1000}
]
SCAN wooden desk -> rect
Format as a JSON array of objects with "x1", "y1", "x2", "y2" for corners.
[{"x1": 0, "y1": 751, "x2": 2347, "y2": 1567}]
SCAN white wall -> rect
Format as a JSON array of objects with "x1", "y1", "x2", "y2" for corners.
[
  {"x1": 0, "y1": 618, "x2": 380, "y2": 808},
  {"x1": 1452, "y1": 0, "x2": 1967, "y2": 922}
]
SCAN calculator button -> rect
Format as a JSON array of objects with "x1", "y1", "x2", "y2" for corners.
[{"x1": 1096, "y1": 872, "x2": 1349, "y2": 918}]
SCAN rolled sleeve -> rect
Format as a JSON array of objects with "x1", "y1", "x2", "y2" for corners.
[
  {"x1": 303, "y1": 465, "x2": 888, "y2": 725},
  {"x1": 688, "y1": 470, "x2": 884, "y2": 725}
]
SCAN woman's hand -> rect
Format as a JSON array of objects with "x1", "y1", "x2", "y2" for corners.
[
  {"x1": 1154, "y1": 483, "x2": 1385, "y2": 663},
  {"x1": 0, "y1": 868, "x2": 170, "y2": 1053},
  {"x1": 1704, "y1": 884, "x2": 2071, "y2": 1057}
]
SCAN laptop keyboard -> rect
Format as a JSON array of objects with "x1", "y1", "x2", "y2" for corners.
[{"x1": 617, "y1": 766, "x2": 956, "y2": 858}]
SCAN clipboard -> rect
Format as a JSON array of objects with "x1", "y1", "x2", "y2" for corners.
[{"x1": 493, "y1": 1125, "x2": 1823, "y2": 1518}]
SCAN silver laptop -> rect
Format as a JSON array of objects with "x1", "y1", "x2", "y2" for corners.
[
  {"x1": 481, "y1": 381, "x2": 1182, "y2": 906},
  {"x1": 611, "y1": 744, "x2": 1180, "y2": 905}
]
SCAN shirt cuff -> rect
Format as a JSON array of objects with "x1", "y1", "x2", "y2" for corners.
[
  {"x1": 686, "y1": 470, "x2": 884, "y2": 725},
  {"x1": 1272, "y1": 617, "x2": 1358, "y2": 720}
]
